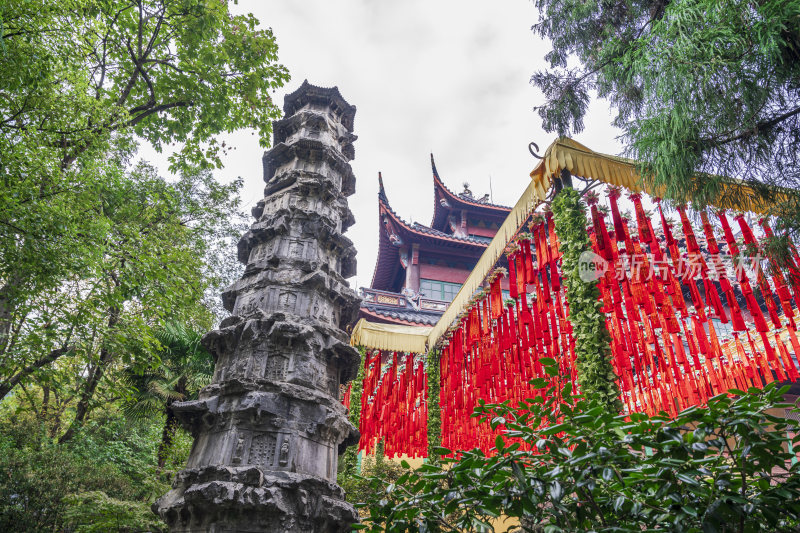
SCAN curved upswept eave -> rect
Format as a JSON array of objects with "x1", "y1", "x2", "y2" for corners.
[{"x1": 429, "y1": 153, "x2": 512, "y2": 232}]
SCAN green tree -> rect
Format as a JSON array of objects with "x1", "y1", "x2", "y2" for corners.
[
  {"x1": 0, "y1": 0, "x2": 279, "y2": 433},
  {"x1": 0, "y1": 0, "x2": 288, "y2": 366},
  {"x1": 0, "y1": 163, "x2": 243, "y2": 443},
  {"x1": 123, "y1": 321, "x2": 213, "y2": 469},
  {"x1": 0, "y1": 407, "x2": 178, "y2": 532},
  {"x1": 530, "y1": 0, "x2": 800, "y2": 229},
  {"x1": 341, "y1": 445, "x2": 409, "y2": 517}
]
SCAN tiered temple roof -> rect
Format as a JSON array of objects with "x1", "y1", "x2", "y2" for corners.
[{"x1": 361, "y1": 157, "x2": 512, "y2": 327}]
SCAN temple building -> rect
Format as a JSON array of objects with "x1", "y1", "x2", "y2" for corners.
[
  {"x1": 357, "y1": 153, "x2": 785, "y2": 340},
  {"x1": 359, "y1": 156, "x2": 512, "y2": 326}
]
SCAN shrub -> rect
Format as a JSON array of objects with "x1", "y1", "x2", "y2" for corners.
[
  {"x1": 357, "y1": 379, "x2": 800, "y2": 532},
  {"x1": 63, "y1": 491, "x2": 165, "y2": 533},
  {"x1": 0, "y1": 417, "x2": 127, "y2": 532},
  {"x1": 340, "y1": 440, "x2": 410, "y2": 515},
  {"x1": 0, "y1": 411, "x2": 183, "y2": 532}
]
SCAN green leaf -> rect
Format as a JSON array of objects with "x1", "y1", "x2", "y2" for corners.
[
  {"x1": 549, "y1": 480, "x2": 563, "y2": 502},
  {"x1": 613, "y1": 495, "x2": 626, "y2": 512},
  {"x1": 432, "y1": 446, "x2": 452, "y2": 456},
  {"x1": 530, "y1": 378, "x2": 549, "y2": 389},
  {"x1": 541, "y1": 423, "x2": 570, "y2": 436}
]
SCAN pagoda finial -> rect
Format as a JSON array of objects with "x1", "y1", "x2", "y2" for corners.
[{"x1": 430, "y1": 153, "x2": 440, "y2": 180}]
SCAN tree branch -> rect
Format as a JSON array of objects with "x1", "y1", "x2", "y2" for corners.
[
  {"x1": 142, "y1": 58, "x2": 194, "y2": 75},
  {"x1": 128, "y1": 100, "x2": 193, "y2": 127},
  {"x1": 703, "y1": 106, "x2": 800, "y2": 148},
  {"x1": 0, "y1": 344, "x2": 74, "y2": 401}
]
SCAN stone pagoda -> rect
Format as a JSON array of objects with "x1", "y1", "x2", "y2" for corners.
[{"x1": 154, "y1": 81, "x2": 362, "y2": 532}]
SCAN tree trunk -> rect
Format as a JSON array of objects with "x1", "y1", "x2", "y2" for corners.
[
  {"x1": 57, "y1": 347, "x2": 112, "y2": 443},
  {"x1": 0, "y1": 275, "x2": 22, "y2": 355},
  {"x1": 41, "y1": 385, "x2": 49, "y2": 421},
  {"x1": 158, "y1": 403, "x2": 178, "y2": 469},
  {"x1": 58, "y1": 306, "x2": 119, "y2": 444},
  {"x1": 49, "y1": 388, "x2": 73, "y2": 439}
]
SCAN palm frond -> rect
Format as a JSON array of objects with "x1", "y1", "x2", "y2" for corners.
[{"x1": 121, "y1": 320, "x2": 214, "y2": 420}]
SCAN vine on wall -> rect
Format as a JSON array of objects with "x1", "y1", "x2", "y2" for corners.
[
  {"x1": 339, "y1": 346, "x2": 366, "y2": 477},
  {"x1": 425, "y1": 347, "x2": 441, "y2": 461},
  {"x1": 551, "y1": 187, "x2": 623, "y2": 412}
]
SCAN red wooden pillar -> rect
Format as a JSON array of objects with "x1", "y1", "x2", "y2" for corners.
[{"x1": 405, "y1": 243, "x2": 421, "y2": 293}]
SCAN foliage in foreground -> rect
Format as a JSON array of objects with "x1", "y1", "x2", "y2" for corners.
[
  {"x1": 357, "y1": 376, "x2": 800, "y2": 532},
  {"x1": 63, "y1": 491, "x2": 163, "y2": 533}
]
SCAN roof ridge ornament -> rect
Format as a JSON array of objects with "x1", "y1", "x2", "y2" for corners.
[
  {"x1": 529, "y1": 141, "x2": 544, "y2": 160},
  {"x1": 460, "y1": 182, "x2": 474, "y2": 200}
]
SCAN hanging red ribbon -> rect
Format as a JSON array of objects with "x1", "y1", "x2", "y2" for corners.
[{"x1": 371, "y1": 188, "x2": 800, "y2": 459}]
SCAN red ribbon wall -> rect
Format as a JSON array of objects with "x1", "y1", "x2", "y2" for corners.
[
  {"x1": 439, "y1": 210, "x2": 576, "y2": 453},
  {"x1": 357, "y1": 349, "x2": 428, "y2": 458},
  {"x1": 590, "y1": 191, "x2": 800, "y2": 417},
  {"x1": 354, "y1": 187, "x2": 800, "y2": 456}
]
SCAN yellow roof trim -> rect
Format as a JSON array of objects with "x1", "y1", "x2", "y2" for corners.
[
  {"x1": 425, "y1": 177, "x2": 545, "y2": 348},
  {"x1": 529, "y1": 137, "x2": 796, "y2": 214},
  {"x1": 350, "y1": 319, "x2": 431, "y2": 353}
]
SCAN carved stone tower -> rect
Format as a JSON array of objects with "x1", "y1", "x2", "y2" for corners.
[{"x1": 154, "y1": 81, "x2": 361, "y2": 532}]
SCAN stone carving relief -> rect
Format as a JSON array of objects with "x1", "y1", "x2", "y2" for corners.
[
  {"x1": 264, "y1": 354, "x2": 289, "y2": 382},
  {"x1": 277, "y1": 290, "x2": 301, "y2": 315},
  {"x1": 278, "y1": 439, "x2": 290, "y2": 467},
  {"x1": 249, "y1": 433, "x2": 277, "y2": 467},
  {"x1": 288, "y1": 239, "x2": 305, "y2": 259},
  {"x1": 231, "y1": 434, "x2": 247, "y2": 465}
]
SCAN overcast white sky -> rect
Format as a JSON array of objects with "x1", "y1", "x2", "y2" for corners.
[{"x1": 143, "y1": 0, "x2": 624, "y2": 290}]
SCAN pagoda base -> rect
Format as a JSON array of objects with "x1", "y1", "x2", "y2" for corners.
[{"x1": 154, "y1": 467, "x2": 357, "y2": 532}]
